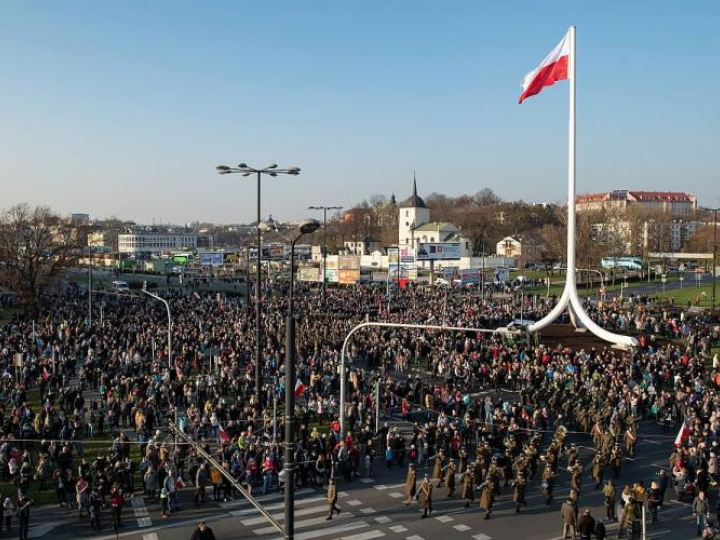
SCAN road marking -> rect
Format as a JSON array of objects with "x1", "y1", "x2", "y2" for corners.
[
  {"x1": 134, "y1": 507, "x2": 149, "y2": 517},
  {"x1": 374, "y1": 485, "x2": 389, "y2": 490},
  {"x1": 435, "y1": 515, "x2": 453, "y2": 523},
  {"x1": 133, "y1": 497, "x2": 152, "y2": 528},
  {"x1": 472, "y1": 535, "x2": 492, "y2": 540},
  {"x1": 389, "y1": 525, "x2": 408, "y2": 533},
  {"x1": 256, "y1": 514, "x2": 350, "y2": 535},
  {"x1": 230, "y1": 495, "x2": 329, "y2": 516},
  {"x1": 374, "y1": 516, "x2": 391, "y2": 524},
  {"x1": 143, "y1": 534, "x2": 159, "y2": 540},
  {"x1": 453, "y1": 524, "x2": 471, "y2": 531},
  {"x1": 242, "y1": 504, "x2": 327, "y2": 525},
  {"x1": 360, "y1": 508, "x2": 376, "y2": 514},
  {"x1": 360, "y1": 478, "x2": 375, "y2": 484},
  {"x1": 406, "y1": 536, "x2": 425, "y2": 540},
  {"x1": 346, "y1": 499, "x2": 363, "y2": 506},
  {"x1": 388, "y1": 492, "x2": 404, "y2": 499},
  {"x1": 339, "y1": 532, "x2": 385, "y2": 540},
  {"x1": 137, "y1": 517, "x2": 152, "y2": 527},
  {"x1": 269, "y1": 522, "x2": 369, "y2": 540},
  {"x1": 218, "y1": 487, "x2": 315, "y2": 508}
]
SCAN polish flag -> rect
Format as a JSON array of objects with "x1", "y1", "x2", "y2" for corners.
[
  {"x1": 42, "y1": 367, "x2": 49, "y2": 381},
  {"x1": 176, "y1": 365, "x2": 184, "y2": 379},
  {"x1": 674, "y1": 423, "x2": 690, "y2": 447},
  {"x1": 294, "y1": 378, "x2": 306, "y2": 398},
  {"x1": 218, "y1": 421, "x2": 231, "y2": 443},
  {"x1": 519, "y1": 31, "x2": 570, "y2": 103}
]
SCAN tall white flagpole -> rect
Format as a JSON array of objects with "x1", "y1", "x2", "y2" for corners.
[{"x1": 526, "y1": 26, "x2": 637, "y2": 349}]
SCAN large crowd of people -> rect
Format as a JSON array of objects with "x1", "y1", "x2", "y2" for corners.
[{"x1": 0, "y1": 277, "x2": 718, "y2": 538}]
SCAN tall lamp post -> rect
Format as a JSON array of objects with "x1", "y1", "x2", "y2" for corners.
[
  {"x1": 712, "y1": 208, "x2": 718, "y2": 310},
  {"x1": 283, "y1": 218, "x2": 320, "y2": 540},
  {"x1": 141, "y1": 285, "x2": 172, "y2": 369},
  {"x1": 308, "y1": 205, "x2": 343, "y2": 301},
  {"x1": 216, "y1": 163, "x2": 300, "y2": 414}
]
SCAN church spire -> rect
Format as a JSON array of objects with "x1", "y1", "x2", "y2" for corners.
[{"x1": 413, "y1": 171, "x2": 417, "y2": 198}]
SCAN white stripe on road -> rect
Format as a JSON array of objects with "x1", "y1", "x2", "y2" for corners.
[
  {"x1": 346, "y1": 499, "x2": 363, "y2": 506},
  {"x1": 453, "y1": 524, "x2": 471, "y2": 532},
  {"x1": 389, "y1": 525, "x2": 408, "y2": 533},
  {"x1": 472, "y1": 535, "x2": 492, "y2": 540},
  {"x1": 269, "y1": 522, "x2": 369, "y2": 540},
  {"x1": 388, "y1": 492, "x2": 404, "y2": 499},
  {"x1": 256, "y1": 514, "x2": 350, "y2": 535},
  {"x1": 137, "y1": 517, "x2": 152, "y2": 527},
  {"x1": 360, "y1": 478, "x2": 375, "y2": 484},
  {"x1": 435, "y1": 515, "x2": 453, "y2": 523},
  {"x1": 374, "y1": 516, "x2": 391, "y2": 524},
  {"x1": 242, "y1": 504, "x2": 328, "y2": 526},
  {"x1": 142, "y1": 534, "x2": 159, "y2": 540},
  {"x1": 218, "y1": 487, "x2": 315, "y2": 508},
  {"x1": 359, "y1": 508, "x2": 376, "y2": 514},
  {"x1": 339, "y1": 532, "x2": 385, "y2": 540},
  {"x1": 406, "y1": 536, "x2": 425, "y2": 540},
  {"x1": 230, "y1": 495, "x2": 329, "y2": 516}
]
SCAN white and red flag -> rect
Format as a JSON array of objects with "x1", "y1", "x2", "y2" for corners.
[
  {"x1": 218, "y1": 421, "x2": 231, "y2": 443},
  {"x1": 674, "y1": 423, "x2": 690, "y2": 446},
  {"x1": 294, "y1": 378, "x2": 306, "y2": 398},
  {"x1": 42, "y1": 367, "x2": 49, "y2": 381},
  {"x1": 519, "y1": 31, "x2": 570, "y2": 103}
]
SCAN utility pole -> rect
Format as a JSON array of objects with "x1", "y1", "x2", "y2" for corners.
[
  {"x1": 308, "y1": 205, "x2": 343, "y2": 302},
  {"x1": 88, "y1": 248, "x2": 93, "y2": 325}
]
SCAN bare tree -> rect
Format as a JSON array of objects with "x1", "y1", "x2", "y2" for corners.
[
  {"x1": 0, "y1": 204, "x2": 85, "y2": 311},
  {"x1": 473, "y1": 187, "x2": 502, "y2": 207}
]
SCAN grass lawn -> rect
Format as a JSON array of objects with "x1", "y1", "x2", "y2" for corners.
[{"x1": 654, "y1": 284, "x2": 716, "y2": 308}]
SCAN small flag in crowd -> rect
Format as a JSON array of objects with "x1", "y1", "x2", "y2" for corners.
[
  {"x1": 294, "y1": 378, "x2": 307, "y2": 398},
  {"x1": 176, "y1": 365, "x2": 184, "y2": 379},
  {"x1": 674, "y1": 423, "x2": 690, "y2": 447},
  {"x1": 42, "y1": 367, "x2": 49, "y2": 381},
  {"x1": 218, "y1": 421, "x2": 231, "y2": 443}
]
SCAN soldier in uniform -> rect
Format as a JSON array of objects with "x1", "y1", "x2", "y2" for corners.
[
  {"x1": 592, "y1": 455, "x2": 605, "y2": 489},
  {"x1": 542, "y1": 466, "x2": 557, "y2": 505},
  {"x1": 461, "y1": 469, "x2": 474, "y2": 508},
  {"x1": 611, "y1": 444, "x2": 623, "y2": 478},
  {"x1": 479, "y1": 478, "x2": 495, "y2": 520},
  {"x1": 569, "y1": 461, "x2": 583, "y2": 494},
  {"x1": 566, "y1": 443, "x2": 579, "y2": 468},
  {"x1": 624, "y1": 427, "x2": 637, "y2": 458},
  {"x1": 432, "y1": 450, "x2": 445, "y2": 483},
  {"x1": 602, "y1": 479, "x2": 617, "y2": 522},
  {"x1": 404, "y1": 463, "x2": 417, "y2": 505},
  {"x1": 326, "y1": 478, "x2": 341, "y2": 520},
  {"x1": 512, "y1": 472, "x2": 526, "y2": 513},
  {"x1": 444, "y1": 460, "x2": 456, "y2": 497},
  {"x1": 458, "y1": 448, "x2": 468, "y2": 474},
  {"x1": 419, "y1": 475, "x2": 433, "y2": 518}
]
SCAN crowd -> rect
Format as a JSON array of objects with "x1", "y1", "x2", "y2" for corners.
[{"x1": 0, "y1": 278, "x2": 717, "y2": 539}]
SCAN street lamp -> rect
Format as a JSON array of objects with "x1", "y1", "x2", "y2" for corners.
[
  {"x1": 216, "y1": 162, "x2": 301, "y2": 414},
  {"x1": 284, "y1": 218, "x2": 320, "y2": 540},
  {"x1": 308, "y1": 205, "x2": 343, "y2": 301},
  {"x1": 141, "y1": 285, "x2": 172, "y2": 369},
  {"x1": 712, "y1": 208, "x2": 718, "y2": 310}
]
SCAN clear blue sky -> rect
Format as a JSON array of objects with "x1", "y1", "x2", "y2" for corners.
[{"x1": 1, "y1": 1, "x2": 718, "y2": 224}]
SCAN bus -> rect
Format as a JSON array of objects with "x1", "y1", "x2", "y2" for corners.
[{"x1": 600, "y1": 256, "x2": 643, "y2": 271}]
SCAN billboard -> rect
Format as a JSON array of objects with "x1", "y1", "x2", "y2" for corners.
[
  {"x1": 493, "y1": 267, "x2": 510, "y2": 283},
  {"x1": 390, "y1": 247, "x2": 417, "y2": 280},
  {"x1": 199, "y1": 252, "x2": 224, "y2": 267},
  {"x1": 262, "y1": 244, "x2": 285, "y2": 260},
  {"x1": 442, "y1": 267, "x2": 459, "y2": 280},
  {"x1": 416, "y1": 242, "x2": 461, "y2": 261},
  {"x1": 299, "y1": 268, "x2": 321, "y2": 282},
  {"x1": 461, "y1": 268, "x2": 480, "y2": 284},
  {"x1": 324, "y1": 269, "x2": 339, "y2": 283},
  {"x1": 339, "y1": 269, "x2": 360, "y2": 285},
  {"x1": 338, "y1": 256, "x2": 360, "y2": 270}
]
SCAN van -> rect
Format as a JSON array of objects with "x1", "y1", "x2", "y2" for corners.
[{"x1": 112, "y1": 281, "x2": 129, "y2": 293}]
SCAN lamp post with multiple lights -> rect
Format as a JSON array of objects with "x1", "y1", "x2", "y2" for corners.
[
  {"x1": 308, "y1": 205, "x2": 343, "y2": 300},
  {"x1": 216, "y1": 163, "x2": 300, "y2": 414}
]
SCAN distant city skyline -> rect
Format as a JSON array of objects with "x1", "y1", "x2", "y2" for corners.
[{"x1": 1, "y1": 1, "x2": 718, "y2": 223}]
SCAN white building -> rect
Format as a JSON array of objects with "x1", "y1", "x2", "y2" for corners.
[
  {"x1": 496, "y1": 236, "x2": 522, "y2": 258},
  {"x1": 397, "y1": 176, "x2": 472, "y2": 256},
  {"x1": 118, "y1": 229, "x2": 198, "y2": 255}
]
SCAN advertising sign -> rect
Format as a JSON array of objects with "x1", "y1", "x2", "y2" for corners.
[
  {"x1": 339, "y1": 269, "x2": 360, "y2": 285},
  {"x1": 443, "y1": 267, "x2": 458, "y2": 280},
  {"x1": 262, "y1": 244, "x2": 285, "y2": 260},
  {"x1": 461, "y1": 268, "x2": 480, "y2": 285},
  {"x1": 416, "y1": 242, "x2": 461, "y2": 261},
  {"x1": 493, "y1": 267, "x2": 510, "y2": 283},
  {"x1": 299, "y1": 268, "x2": 321, "y2": 282},
  {"x1": 199, "y1": 252, "x2": 224, "y2": 267},
  {"x1": 338, "y1": 256, "x2": 360, "y2": 270},
  {"x1": 324, "y1": 269, "x2": 339, "y2": 283}
]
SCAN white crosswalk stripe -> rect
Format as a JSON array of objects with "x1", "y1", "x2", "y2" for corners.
[
  {"x1": 339, "y1": 531, "x2": 385, "y2": 540},
  {"x1": 389, "y1": 525, "x2": 408, "y2": 533},
  {"x1": 268, "y1": 521, "x2": 370, "y2": 540},
  {"x1": 218, "y1": 487, "x2": 316, "y2": 509},
  {"x1": 242, "y1": 504, "x2": 328, "y2": 526}
]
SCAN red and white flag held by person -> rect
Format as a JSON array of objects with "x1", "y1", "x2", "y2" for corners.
[
  {"x1": 42, "y1": 367, "x2": 49, "y2": 381},
  {"x1": 218, "y1": 421, "x2": 230, "y2": 443},
  {"x1": 674, "y1": 423, "x2": 690, "y2": 447},
  {"x1": 294, "y1": 378, "x2": 306, "y2": 398},
  {"x1": 176, "y1": 365, "x2": 184, "y2": 379},
  {"x1": 518, "y1": 30, "x2": 570, "y2": 103}
]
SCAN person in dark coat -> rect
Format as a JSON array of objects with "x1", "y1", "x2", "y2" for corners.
[
  {"x1": 445, "y1": 460, "x2": 456, "y2": 497},
  {"x1": 190, "y1": 521, "x2": 216, "y2": 540},
  {"x1": 577, "y1": 509, "x2": 595, "y2": 540}
]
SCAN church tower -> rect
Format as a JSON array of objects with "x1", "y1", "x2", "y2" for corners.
[{"x1": 398, "y1": 173, "x2": 430, "y2": 248}]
